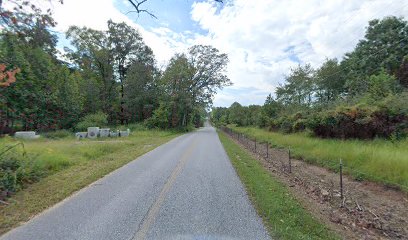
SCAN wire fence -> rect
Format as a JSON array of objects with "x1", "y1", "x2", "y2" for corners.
[
  {"x1": 219, "y1": 126, "x2": 408, "y2": 200},
  {"x1": 220, "y1": 126, "x2": 293, "y2": 174}
]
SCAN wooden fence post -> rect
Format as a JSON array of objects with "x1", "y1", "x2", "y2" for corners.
[
  {"x1": 340, "y1": 159, "x2": 343, "y2": 202},
  {"x1": 288, "y1": 148, "x2": 292, "y2": 173},
  {"x1": 266, "y1": 142, "x2": 269, "y2": 159}
]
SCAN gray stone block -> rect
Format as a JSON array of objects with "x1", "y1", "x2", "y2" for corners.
[
  {"x1": 119, "y1": 129, "x2": 130, "y2": 137},
  {"x1": 99, "y1": 128, "x2": 110, "y2": 138},
  {"x1": 14, "y1": 131, "x2": 40, "y2": 139},
  {"x1": 75, "y1": 132, "x2": 87, "y2": 139},
  {"x1": 87, "y1": 127, "x2": 100, "y2": 139},
  {"x1": 109, "y1": 130, "x2": 119, "y2": 137}
]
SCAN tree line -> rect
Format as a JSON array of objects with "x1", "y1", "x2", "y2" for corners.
[
  {"x1": 212, "y1": 16, "x2": 408, "y2": 140},
  {"x1": 0, "y1": 5, "x2": 231, "y2": 134}
]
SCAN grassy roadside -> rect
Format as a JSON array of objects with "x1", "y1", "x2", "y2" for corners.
[
  {"x1": 218, "y1": 131, "x2": 338, "y2": 240},
  {"x1": 0, "y1": 130, "x2": 180, "y2": 235},
  {"x1": 228, "y1": 126, "x2": 408, "y2": 190}
]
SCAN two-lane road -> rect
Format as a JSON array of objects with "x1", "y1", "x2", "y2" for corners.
[{"x1": 1, "y1": 125, "x2": 270, "y2": 240}]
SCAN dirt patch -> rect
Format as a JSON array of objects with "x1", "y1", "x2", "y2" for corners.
[{"x1": 223, "y1": 131, "x2": 408, "y2": 240}]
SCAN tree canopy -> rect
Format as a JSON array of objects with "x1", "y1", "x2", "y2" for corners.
[{"x1": 1, "y1": 9, "x2": 230, "y2": 133}]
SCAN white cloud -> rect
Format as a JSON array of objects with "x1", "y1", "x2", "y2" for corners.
[
  {"x1": 51, "y1": 0, "x2": 189, "y2": 65},
  {"x1": 191, "y1": 0, "x2": 408, "y2": 106}
]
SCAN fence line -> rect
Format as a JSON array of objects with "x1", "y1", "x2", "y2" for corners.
[
  {"x1": 219, "y1": 126, "x2": 408, "y2": 200},
  {"x1": 220, "y1": 126, "x2": 292, "y2": 175}
]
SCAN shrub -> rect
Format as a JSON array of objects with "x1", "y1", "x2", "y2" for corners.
[
  {"x1": 1, "y1": 170, "x2": 17, "y2": 193},
  {"x1": 307, "y1": 104, "x2": 407, "y2": 139},
  {"x1": 43, "y1": 130, "x2": 72, "y2": 139},
  {"x1": 280, "y1": 119, "x2": 293, "y2": 133},
  {"x1": 0, "y1": 144, "x2": 42, "y2": 198},
  {"x1": 145, "y1": 104, "x2": 170, "y2": 129},
  {"x1": 292, "y1": 119, "x2": 307, "y2": 132},
  {"x1": 267, "y1": 118, "x2": 280, "y2": 131},
  {"x1": 75, "y1": 112, "x2": 108, "y2": 131},
  {"x1": 267, "y1": 112, "x2": 309, "y2": 134}
]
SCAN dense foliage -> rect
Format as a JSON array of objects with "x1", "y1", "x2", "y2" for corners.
[
  {"x1": 0, "y1": 6, "x2": 230, "y2": 134},
  {"x1": 0, "y1": 143, "x2": 42, "y2": 197},
  {"x1": 212, "y1": 16, "x2": 408, "y2": 140}
]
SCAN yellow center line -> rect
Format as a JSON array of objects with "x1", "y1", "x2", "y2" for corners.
[{"x1": 132, "y1": 137, "x2": 198, "y2": 240}]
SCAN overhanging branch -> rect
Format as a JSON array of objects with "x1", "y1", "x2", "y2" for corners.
[
  {"x1": 127, "y1": 0, "x2": 157, "y2": 19},
  {"x1": 127, "y1": 0, "x2": 224, "y2": 19}
]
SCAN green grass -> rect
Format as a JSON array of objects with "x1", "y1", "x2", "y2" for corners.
[
  {"x1": 0, "y1": 130, "x2": 180, "y2": 235},
  {"x1": 228, "y1": 126, "x2": 408, "y2": 191},
  {"x1": 218, "y1": 131, "x2": 338, "y2": 240}
]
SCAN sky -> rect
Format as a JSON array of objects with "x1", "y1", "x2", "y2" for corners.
[{"x1": 46, "y1": 0, "x2": 408, "y2": 107}]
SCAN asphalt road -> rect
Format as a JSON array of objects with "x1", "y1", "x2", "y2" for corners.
[{"x1": 1, "y1": 124, "x2": 271, "y2": 240}]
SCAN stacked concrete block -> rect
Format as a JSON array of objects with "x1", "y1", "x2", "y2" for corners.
[
  {"x1": 99, "y1": 128, "x2": 110, "y2": 138},
  {"x1": 75, "y1": 132, "x2": 88, "y2": 139},
  {"x1": 119, "y1": 129, "x2": 130, "y2": 137},
  {"x1": 87, "y1": 127, "x2": 100, "y2": 139},
  {"x1": 109, "y1": 130, "x2": 119, "y2": 137},
  {"x1": 14, "y1": 131, "x2": 40, "y2": 139},
  {"x1": 75, "y1": 127, "x2": 130, "y2": 139}
]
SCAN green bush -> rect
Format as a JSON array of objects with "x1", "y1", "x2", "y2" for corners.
[
  {"x1": 292, "y1": 119, "x2": 307, "y2": 132},
  {"x1": 279, "y1": 118, "x2": 293, "y2": 133},
  {"x1": 267, "y1": 116, "x2": 285, "y2": 131},
  {"x1": 145, "y1": 104, "x2": 170, "y2": 129},
  {"x1": 262, "y1": 93, "x2": 407, "y2": 140},
  {"x1": 43, "y1": 130, "x2": 72, "y2": 139},
  {"x1": 306, "y1": 103, "x2": 407, "y2": 139},
  {"x1": 0, "y1": 145, "x2": 42, "y2": 198},
  {"x1": 267, "y1": 112, "x2": 309, "y2": 134},
  {"x1": 1, "y1": 170, "x2": 17, "y2": 193},
  {"x1": 75, "y1": 112, "x2": 108, "y2": 131}
]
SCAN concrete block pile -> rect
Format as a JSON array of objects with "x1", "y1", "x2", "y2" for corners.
[
  {"x1": 14, "y1": 131, "x2": 40, "y2": 139},
  {"x1": 75, "y1": 127, "x2": 131, "y2": 139}
]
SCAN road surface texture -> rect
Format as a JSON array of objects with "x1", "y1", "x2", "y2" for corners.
[{"x1": 1, "y1": 124, "x2": 270, "y2": 240}]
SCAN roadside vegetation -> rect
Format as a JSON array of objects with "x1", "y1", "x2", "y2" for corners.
[
  {"x1": 211, "y1": 16, "x2": 408, "y2": 191},
  {"x1": 0, "y1": 1, "x2": 229, "y2": 230},
  {"x1": 228, "y1": 125, "x2": 408, "y2": 190},
  {"x1": 0, "y1": 128, "x2": 180, "y2": 234},
  {"x1": 218, "y1": 131, "x2": 338, "y2": 240},
  {"x1": 212, "y1": 17, "x2": 407, "y2": 141},
  {"x1": 1, "y1": 1, "x2": 230, "y2": 135}
]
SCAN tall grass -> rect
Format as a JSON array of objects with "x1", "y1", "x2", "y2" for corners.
[
  {"x1": 229, "y1": 126, "x2": 408, "y2": 190},
  {"x1": 0, "y1": 129, "x2": 177, "y2": 181}
]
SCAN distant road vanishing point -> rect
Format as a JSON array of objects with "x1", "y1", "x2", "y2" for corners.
[{"x1": 1, "y1": 123, "x2": 270, "y2": 240}]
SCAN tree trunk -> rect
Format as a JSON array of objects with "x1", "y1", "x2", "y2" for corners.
[
  {"x1": 182, "y1": 113, "x2": 186, "y2": 127},
  {"x1": 119, "y1": 62, "x2": 126, "y2": 125}
]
